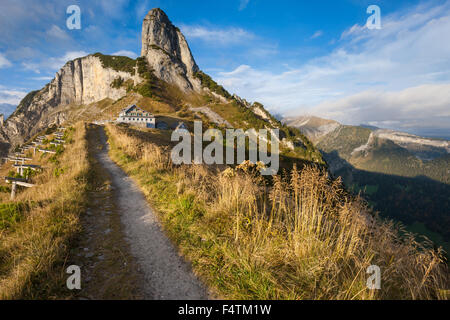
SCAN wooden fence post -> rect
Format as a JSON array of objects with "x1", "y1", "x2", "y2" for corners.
[{"x1": 11, "y1": 182, "x2": 16, "y2": 200}]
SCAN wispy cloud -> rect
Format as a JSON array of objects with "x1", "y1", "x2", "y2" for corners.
[
  {"x1": 310, "y1": 30, "x2": 323, "y2": 39},
  {"x1": 0, "y1": 54, "x2": 12, "y2": 68},
  {"x1": 340, "y1": 24, "x2": 364, "y2": 40},
  {"x1": 5, "y1": 47, "x2": 39, "y2": 61},
  {"x1": 46, "y1": 25, "x2": 70, "y2": 40},
  {"x1": 112, "y1": 50, "x2": 138, "y2": 59},
  {"x1": 22, "y1": 62, "x2": 40, "y2": 74},
  {"x1": 180, "y1": 25, "x2": 254, "y2": 45},
  {"x1": 30, "y1": 76, "x2": 53, "y2": 81},
  {"x1": 215, "y1": 1, "x2": 450, "y2": 132},
  {"x1": 49, "y1": 51, "x2": 89, "y2": 69},
  {"x1": 239, "y1": 0, "x2": 250, "y2": 11},
  {"x1": 22, "y1": 51, "x2": 89, "y2": 74},
  {"x1": 0, "y1": 85, "x2": 27, "y2": 105},
  {"x1": 311, "y1": 84, "x2": 450, "y2": 130}
]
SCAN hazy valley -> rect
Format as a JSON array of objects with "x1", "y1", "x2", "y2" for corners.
[{"x1": 284, "y1": 115, "x2": 450, "y2": 252}]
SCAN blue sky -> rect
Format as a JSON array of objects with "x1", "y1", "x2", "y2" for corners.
[{"x1": 0, "y1": 0, "x2": 449, "y2": 137}]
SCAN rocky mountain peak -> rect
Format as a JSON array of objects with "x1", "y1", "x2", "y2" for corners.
[
  {"x1": 0, "y1": 8, "x2": 205, "y2": 155},
  {"x1": 141, "y1": 8, "x2": 201, "y2": 92}
]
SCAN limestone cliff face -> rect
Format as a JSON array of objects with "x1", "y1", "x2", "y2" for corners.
[
  {"x1": 0, "y1": 8, "x2": 204, "y2": 155},
  {"x1": 0, "y1": 55, "x2": 137, "y2": 153},
  {"x1": 141, "y1": 8, "x2": 201, "y2": 92},
  {"x1": 50, "y1": 55, "x2": 136, "y2": 106}
]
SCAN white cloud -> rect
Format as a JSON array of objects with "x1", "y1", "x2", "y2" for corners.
[
  {"x1": 180, "y1": 25, "x2": 254, "y2": 45},
  {"x1": 112, "y1": 50, "x2": 138, "y2": 59},
  {"x1": 311, "y1": 30, "x2": 323, "y2": 39},
  {"x1": 46, "y1": 25, "x2": 70, "y2": 40},
  {"x1": 22, "y1": 51, "x2": 89, "y2": 74},
  {"x1": 0, "y1": 85, "x2": 27, "y2": 105},
  {"x1": 30, "y1": 76, "x2": 53, "y2": 81},
  {"x1": 340, "y1": 24, "x2": 364, "y2": 40},
  {"x1": 22, "y1": 62, "x2": 40, "y2": 74},
  {"x1": 311, "y1": 84, "x2": 450, "y2": 130},
  {"x1": 220, "y1": 65, "x2": 251, "y2": 76},
  {"x1": 0, "y1": 1, "x2": 60, "y2": 46},
  {"x1": 48, "y1": 51, "x2": 89, "y2": 70},
  {"x1": 0, "y1": 53, "x2": 12, "y2": 68},
  {"x1": 215, "y1": 2, "x2": 450, "y2": 131},
  {"x1": 239, "y1": 0, "x2": 250, "y2": 11},
  {"x1": 6, "y1": 47, "x2": 39, "y2": 60}
]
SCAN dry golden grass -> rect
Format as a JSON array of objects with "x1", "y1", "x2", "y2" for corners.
[
  {"x1": 0, "y1": 122, "x2": 89, "y2": 299},
  {"x1": 106, "y1": 123, "x2": 448, "y2": 300}
]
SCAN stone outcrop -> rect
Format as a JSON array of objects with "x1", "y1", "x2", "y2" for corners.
[
  {"x1": 0, "y1": 54, "x2": 138, "y2": 153},
  {"x1": 50, "y1": 55, "x2": 137, "y2": 106},
  {"x1": 141, "y1": 8, "x2": 201, "y2": 92},
  {"x1": 283, "y1": 116, "x2": 341, "y2": 143},
  {"x1": 0, "y1": 8, "x2": 207, "y2": 155}
]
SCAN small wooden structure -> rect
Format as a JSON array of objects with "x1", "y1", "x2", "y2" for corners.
[
  {"x1": 13, "y1": 164, "x2": 41, "y2": 176},
  {"x1": 22, "y1": 145, "x2": 38, "y2": 155},
  {"x1": 16, "y1": 156, "x2": 32, "y2": 161},
  {"x1": 21, "y1": 146, "x2": 33, "y2": 152},
  {"x1": 4, "y1": 177, "x2": 35, "y2": 200},
  {"x1": 5, "y1": 156, "x2": 32, "y2": 164},
  {"x1": 38, "y1": 149, "x2": 57, "y2": 155}
]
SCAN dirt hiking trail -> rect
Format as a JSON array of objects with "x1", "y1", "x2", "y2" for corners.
[{"x1": 81, "y1": 125, "x2": 208, "y2": 300}]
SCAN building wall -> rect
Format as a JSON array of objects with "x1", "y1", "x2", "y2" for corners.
[{"x1": 117, "y1": 116, "x2": 156, "y2": 128}]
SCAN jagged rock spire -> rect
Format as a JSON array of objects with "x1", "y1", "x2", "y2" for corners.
[{"x1": 141, "y1": 8, "x2": 201, "y2": 92}]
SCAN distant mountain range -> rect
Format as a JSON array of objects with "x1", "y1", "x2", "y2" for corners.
[
  {"x1": 284, "y1": 115, "x2": 449, "y2": 176},
  {"x1": 284, "y1": 115, "x2": 450, "y2": 250}
]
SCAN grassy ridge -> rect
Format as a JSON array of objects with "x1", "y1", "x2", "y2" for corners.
[
  {"x1": 93, "y1": 53, "x2": 136, "y2": 74},
  {"x1": 0, "y1": 123, "x2": 89, "y2": 299},
  {"x1": 106, "y1": 124, "x2": 448, "y2": 300}
]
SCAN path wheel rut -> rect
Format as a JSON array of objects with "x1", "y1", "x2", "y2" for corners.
[{"x1": 89, "y1": 125, "x2": 208, "y2": 300}]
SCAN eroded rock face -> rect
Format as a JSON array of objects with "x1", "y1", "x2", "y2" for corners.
[
  {"x1": 0, "y1": 8, "x2": 203, "y2": 155},
  {"x1": 141, "y1": 8, "x2": 201, "y2": 92},
  {"x1": 51, "y1": 55, "x2": 136, "y2": 106},
  {"x1": 0, "y1": 55, "x2": 137, "y2": 154}
]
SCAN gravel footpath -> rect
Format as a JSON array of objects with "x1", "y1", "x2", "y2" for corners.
[{"x1": 95, "y1": 126, "x2": 208, "y2": 300}]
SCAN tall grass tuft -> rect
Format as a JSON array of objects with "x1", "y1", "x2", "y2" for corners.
[
  {"x1": 106, "y1": 124, "x2": 448, "y2": 300},
  {"x1": 0, "y1": 122, "x2": 89, "y2": 299}
]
